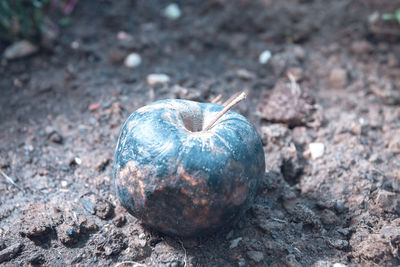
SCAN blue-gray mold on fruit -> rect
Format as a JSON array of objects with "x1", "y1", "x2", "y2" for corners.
[{"x1": 114, "y1": 99, "x2": 265, "y2": 236}]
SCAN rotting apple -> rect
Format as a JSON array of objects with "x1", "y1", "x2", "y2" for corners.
[{"x1": 114, "y1": 95, "x2": 265, "y2": 236}]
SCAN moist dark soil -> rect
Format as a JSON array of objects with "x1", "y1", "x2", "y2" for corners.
[{"x1": 1, "y1": 0, "x2": 400, "y2": 266}]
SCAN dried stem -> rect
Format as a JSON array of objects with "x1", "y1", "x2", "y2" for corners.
[
  {"x1": 0, "y1": 168, "x2": 24, "y2": 193},
  {"x1": 222, "y1": 91, "x2": 240, "y2": 107},
  {"x1": 115, "y1": 261, "x2": 146, "y2": 267},
  {"x1": 204, "y1": 91, "x2": 247, "y2": 131},
  {"x1": 211, "y1": 94, "x2": 222, "y2": 104}
]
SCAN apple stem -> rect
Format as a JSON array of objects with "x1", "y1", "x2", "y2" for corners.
[{"x1": 204, "y1": 92, "x2": 247, "y2": 131}]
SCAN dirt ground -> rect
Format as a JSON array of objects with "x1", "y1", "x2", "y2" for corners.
[{"x1": 1, "y1": 0, "x2": 400, "y2": 266}]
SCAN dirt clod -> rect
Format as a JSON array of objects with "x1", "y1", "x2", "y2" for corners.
[
  {"x1": 258, "y1": 79, "x2": 321, "y2": 128},
  {"x1": 0, "y1": 242, "x2": 23, "y2": 264}
]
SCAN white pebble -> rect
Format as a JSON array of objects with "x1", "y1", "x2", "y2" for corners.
[
  {"x1": 117, "y1": 31, "x2": 133, "y2": 41},
  {"x1": 147, "y1": 73, "x2": 170, "y2": 86},
  {"x1": 71, "y1": 41, "x2": 80, "y2": 50},
  {"x1": 333, "y1": 263, "x2": 347, "y2": 267},
  {"x1": 138, "y1": 239, "x2": 147, "y2": 247},
  {"x1": 309, "y1": 142, "x2": 325, "y2": 159},
  {"x1": 61, "y1": 180, "x2": 68, "y2": 187},
  {"x1": 164, "y1": 3, "x2": 181, "y2": 20},
  {"x1": 4, "y1": 40, "x2": 38, "y2": 60},
  {"x1": 229, "y1": 237, "x2": 242, "y2": 249},
  {"x1": 74, "y1": 157, "x2": 82, "y2": 165},
  {"x1": 259, "y1": 50, "x2": 272, "y2": 64},
  {"x1": 124, "y1": 53, "x2": 142, "y2": 68}
]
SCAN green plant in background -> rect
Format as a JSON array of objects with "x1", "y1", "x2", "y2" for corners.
[
  {"x1": 382, "y1": 9, "x2": 400, "y2": 24},
  {"x1": 0, "y1": 0, "x2": 52, "y2": 42},
  {"x1": 0, "y1": 0, "x2": 77, "y2": 43}
]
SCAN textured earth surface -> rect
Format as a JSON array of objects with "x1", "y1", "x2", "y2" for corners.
[{"x1": 1, "y1": 0, "x2": 400, "y2": 266}]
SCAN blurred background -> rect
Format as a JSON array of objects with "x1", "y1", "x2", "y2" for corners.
[{"x1": 1, "y1": 0, "x2": 400, "y2": 266}]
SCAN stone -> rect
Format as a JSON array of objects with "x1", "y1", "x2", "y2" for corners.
[
  {"x1": 109, "y1": 50, "x2": 125, "y2": 64},
  {"x1": 309, "y1": 142, "x2": 325, "y2": 159},
  {"x1": 246, "y1": 250, "x2": 264, "y2": 263},
  {"x1": 124, "y1": 53, "x2": 142, "y2": 68},
  {"x1": 320, "y1": 209, "x2": 339, "y2": 225},
  {"x1": 292, "y1": 45, "x2": 306, "y2": 60},
  {"x1": 375, "y1": 189, "x2": 400, "y2": 214},
  {"x1": 164, "y1": 3, "x2": 181, "y2": 20},
  {"x1": 236, "y1": 69, "x2": 255, "y2": 80},
  {"x1": 3, "y1": 40, "x2": 38, "y2": 60},
  {"x1": 350, "y1": 41, "x2": 373, "y2": 55},
  {"x1": 284, "y1": 254, "x2": 301, "y2": 267},
  {"x1": 327, "y1": 238, "x2": 348, "y2": 250},
  {"x1": 335, "y1": 200, "x2": 345, "y2": 213},
  {"x1": 58, "y1": 223, "x2": 80, "y2": 246},
  {"x1": 259, "y1": 50, "x2": 272, "y2": 64},
  {"x1": 237, "y1": 258, "x2": 246, "y2": 267},
  {"x1": 229, "y1": 237, "x2": 242, "y2": 249},
  {"x1": 112, "y1": 214, "x2": 126, "y2": 227},
  {"x1": 147, "y1": 74, "x2": 171, "y2": 86},
  {"x1": 328, "y1": 68, "x2": 347, "y2": 89},
  {"x1": 49, "y1": 131, "x2": 63, "y2": 144}
]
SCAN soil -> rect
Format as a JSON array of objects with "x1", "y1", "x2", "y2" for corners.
[{"x1": 1, "y1": 0, "x2": 400, "y2": 266}]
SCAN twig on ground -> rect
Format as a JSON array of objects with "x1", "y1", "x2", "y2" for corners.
[
  {"x1": 179, "y1": 239, "x2": 188, "y2": 267},
  {"x1": 288, "y1": 72, "x2": 301, "y2": 95},
  {"x1": 115, "y1": 261, "x2": 146, "y2": 267},
  {"x1": 0, "y1": 168, "x2": 24, "y2": 193}
]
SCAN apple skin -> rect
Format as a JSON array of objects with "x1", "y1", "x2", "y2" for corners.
[{"x1": 114, "y1": 99, "x2": 265, "y2": 236}]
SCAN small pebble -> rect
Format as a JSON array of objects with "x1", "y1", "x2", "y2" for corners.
[
  {"x1": 229, "y1": 237, "x2": 242, "y2": 249},
  {"x1": 293, "y1": 45, "x2": 306, "y2": 60},
  {"x1": 61, "y1": 180, "x2": 68, "y2": 187},
  {"x1": 45, "y1": 126, "x2": 63, "y2": 144},
  {"x1": 70, "y1": 41, "x2": 80, "y2": 50},
  {"x1": 112, "y1": 214, "x2": 126, "y2": 227},
  {"x1": 246, "y1": 250, "x2": 264, "y2": 263},
  {"x1": 309, "y1": 142, "x2": 325, "y2": 159},
  {"x1": 70, "y1": 157, "x2": 82, "y2": 166},
  {"x1": 333, "y1": 263, "x2": 347, "y2": 267},
  {"x1": 350, "y1": 41, "x2": 372, "y2": 55},
  {"x1": 109, "y1": 50, "x2": 125, "y2": 64},
  {"x1": 236, "y1": 69, "x2": 255, "y2": 80},
  {"x1": 164, "y1": 3, "x2": 181, "y2": 20},
  {"x1": 329, "y1": 68, "x2": 347, "y2": 89},
  {"x1": 138, "y1": 239, "x2": 147, "y2": 247},
  {"x1": 147, "y1": 73, "x2": 170, "y2": 86},
  {"x1": 259, "y1": 50, "x2": 272, "y2": 65},
  {"x1": 117, "y1": 31, "x2": 133, "y2": 41},
  {"x1": 237, "y1": 258, "x2": 246, "y2": 267},
  {"x1": 49, "y1": 131, "x2": 63, "y2": 144},
  {"x1": 89, "y1": 103, "x2": 100, "y2": 111},
  {"x1": 225, "y1": 230, "x2": 234, "y2": 240},
  {"x1": 124, "y1": 53, "x2": 142, "y2": 68},
  {"x1": 335, "y1": 200, "x2": 345, "y2": 213},
  {"x1": 4, "y1": 40, "x2": 38, "y2": 60},
  {"x1": 81, "y1": 197, "x2": 96, "y2": 215}
]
